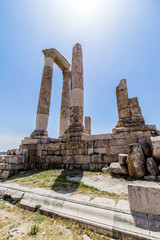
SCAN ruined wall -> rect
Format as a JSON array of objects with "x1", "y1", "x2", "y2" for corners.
[{"x1": 2, "y1": 129, "x2": 155, "y2": 175}]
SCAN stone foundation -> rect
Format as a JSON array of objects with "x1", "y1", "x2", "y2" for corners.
[{"x1": 0, "y1": 127, "x2": 157, "y2": 179}]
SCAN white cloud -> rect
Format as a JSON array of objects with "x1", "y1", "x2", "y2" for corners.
[{"x1": 0, "y1": 134, "x2": 23, "y2": 152}]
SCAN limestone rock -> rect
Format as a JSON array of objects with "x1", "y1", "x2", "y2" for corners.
[
  {"x1": 118, "y1": 154, "x2": 128, "y2": 165},
  {"x1": 126, "y1": 143, "x2": 146, "y2": 178},
  {"x1": 147, "y1": 157, "x2": 159, "y2": 176},
  {"x1": 150, "y1": 136, "x2": 160, "y2": 160},
  {"x1": 109, "y1": 162, "x2": 128, "y2": 175},
  {"x1": 139, "y1": 141, "x2": 152, "y2": 158},
  {"x1": 144, "y1": 175, "x2": 156, "y2": 181}
]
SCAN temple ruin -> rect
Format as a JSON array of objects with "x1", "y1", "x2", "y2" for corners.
[{"x1": 0, "y1": 43, "x2": 160, "y2": 179}]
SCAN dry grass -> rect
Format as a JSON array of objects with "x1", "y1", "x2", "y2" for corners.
[
  {"x1": 0, "y1": 200, "x2": 112, "y2": 240},
  {"x1": 2, "y1": 169, "x2": 128, "y2": 200}
]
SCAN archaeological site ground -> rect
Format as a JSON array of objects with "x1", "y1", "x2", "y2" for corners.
[{"x1": 0, "y1": 44, "x2": 160, "y2": 239}]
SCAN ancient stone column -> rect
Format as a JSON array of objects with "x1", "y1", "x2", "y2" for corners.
[
  {"x1": 34, "y1": 51, "x2": 54, "y2": 136},
  {"x1": 85, "y1": 116, "x2": 91, "y2": 135},
  {"x1": 70, "y1": 43, "x2": 84, "y2": 127},
  {"x1": 59, "y1": 70, "x2": 71, "y2": 137}
]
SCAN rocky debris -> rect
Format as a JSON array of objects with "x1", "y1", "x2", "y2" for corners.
[
  {"x1": 144, "y1": 175, "x2": 156, "y2": 181},
  {"x1": 118, "y1": 154, "x2": 128, "y2": 165},
  {"x1": 147, "y1": 157, "x2": 159, "y2": 176},
  {"x1": 83, "y1": 234, "x2": 91, "y2": 240},
  {"x1": 126, "y1": 143, "x2": 146, "y2": 178},
  {"x1": 139, "y1": 141, "x2": 152, "y2": 158},
  {"x1": 107, "y1": 162, "x2": 128, "y2": 175},
  {"x1": 150, "y1": 136, "x2": 160, "y2": 160}
]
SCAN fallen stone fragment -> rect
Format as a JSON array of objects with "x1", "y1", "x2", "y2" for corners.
[
  {"x1": 144, "y1": 175, "x2": 156, "y2": 181},
  {"x1": 126, "y1": 143, "x2": 146, "y2": 178},
  {"x1": 147, "y1": 157, "x2": 159, "y2": 176},
  {"x1": 102, "y1": 167, "x2": 110, "y2": 174},
  {"x1": 118, "y1": 154, "x2": 128, "y2": 165},
  {"x1": 139, "y1": 141, "x2": 152, "y2": 158},
  {"x1": 109, "y1": 162, "x2": 128, "y2": 175},
  {"x1": 150, "y1": 136, "x2": 160, "y2": 160}
]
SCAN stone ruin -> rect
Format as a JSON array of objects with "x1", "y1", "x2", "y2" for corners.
[{"x1": 1, "y1": 43, "x2": 160, "y2": 180}]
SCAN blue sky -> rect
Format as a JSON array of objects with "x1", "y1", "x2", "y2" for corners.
[{"x1": 0, "y1": 0, "x2": 160, "y2": 151}]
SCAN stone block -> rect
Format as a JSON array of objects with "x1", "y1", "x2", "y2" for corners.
[
  {"x1": 60, "y1": 143, "x2": 66, "y2": 150},
  {"x1": 144, "y1": 175, "x2": 156, "y2": 181},
  {"x1": 89, "y1": 163, "x2": 105, "y2": 171},
  {"x1": 46, "y1": 156, "x2": 62, "y2": 164},
  {"x1": 118, "y1": 154, "x2": 128, "y2": 165},
  {"x1": 94, "y1": 148, "x2": 107, "y2": 154},
  {"x1": 0, "y1": 170, "x2": 14, "y2": 179},
  {"x1": 109, "y1": 162, "x2": 128, "y2": 175},
  {"x1": 62, "y1": 156, "x2": 74, "y2": 164},
  {"x1": 88, "y1": 148, "x2": 93, "y2": 155},
  {"x1": 103, "y1": 154, "x2": 118, "y2": 164},
  {"x1": 94, "y1": 139, "x2": 109, "y2": 148},
  {"x1": 81, "y1": 164, "x2": 90, "y2": 170},
  {"x1": 146, "y1": 157, "x2": 159, "y2": 176},
  {"x1": 42, "y1": 151, "x2": 48, "y2": 156},
  {"x1": 75, "y1": 155, "x2": 90, "y2": 165},
  {"x1": 0, "y1": 155, "x2": 23, "y2": 164},
  {"x1": 117, "y1": 99, "x2": 129, "y2": 110},
  {"x1": 130, "y1": 106, "x2": 142, "y2": 117},
  {"x1": 0, "y1": 163, "x2": 24, "y2": 171},
  {"x1": 150, "y1": 136, "x2": 160, "y2": 160},
  {"x1": 91, "y1": 154, "x2": 103, "y2": 164},
  {"x1": 45, "y1": 143, "x2": 61, "y2": 151},
  {"x1": 111, "y1": 146, "x2": 127, "y2": 155},
  {"x1": 126, "y1": 143, "x2": 146, "y2": 178},
  {"x1": 128, "y1": 182, "x2": 160, "y2": 216},
  {"x1": 129, "y1": 97, "x2": 139, "y2": 107},
  {"x1": 118, "y1": 108, "x2": 131, "y2": 119},
  {"x1": 66, "y1": 142, "x2": 78, "y2": 150}
]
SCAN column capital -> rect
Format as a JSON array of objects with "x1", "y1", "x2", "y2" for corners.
[
  {"x1": 42, "y1": 48, "x2": 70, "y2": 71},
  {"x1": 42, "y1": 49, "x2": 57, "y2": 60}
]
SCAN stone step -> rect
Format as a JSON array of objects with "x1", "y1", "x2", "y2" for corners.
[{"x1": 0, "y1": 183, "x2": 159, "y2": 240}]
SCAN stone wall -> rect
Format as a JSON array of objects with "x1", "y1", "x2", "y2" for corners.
[{"x1": 2, "y1": 129, "x2": 155, "y2": 177}]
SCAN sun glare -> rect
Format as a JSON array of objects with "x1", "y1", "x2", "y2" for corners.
[{"x1": 67, "y1": 0, "x2": 99, "y2": 18}]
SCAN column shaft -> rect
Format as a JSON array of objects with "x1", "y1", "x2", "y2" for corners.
[
  {"x1": 35, "y1": 57, "x2": 54, "y2": 132},
  {"x1": 59, "y1": 70, "x2": 71, "y2": 137},
  {"x1": 85, "y1": 116, "x2": 91, "y2": 135},
  {"x1": 70, "y1": 43, "x2": 84, "y2": 126}
]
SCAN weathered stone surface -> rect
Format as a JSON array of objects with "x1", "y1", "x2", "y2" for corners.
[
  {"x1": 115, "y1": 79, "x2": 145, "y2": 129},
  {"x1": 146, "y1": 157, "x2": 159, "y2": 176},
  {"x1": 75, "y1": 155, "x2": 90, "y2": 165},
  {"x1": 109, "y1": 162, "x2": 128, "y2": 175},
  {"x1": 144, "y1": 175, "x2": 156, "y2": 181},
  {"x1": 91, "y1": 154, "x2": 103, "y2": 164},
  {"x1": 111, "y1": 146, "x2": 127, "y2": 155},
  {"x1": 128, "y1": 182, "x2": 160, "y2": 215},
  {"x1": 59, "y1": 70, "x2": 71, "y2": 137},
  {"x1": 85, "y1": 116, "x2": 91, "y2": 135},
  {"x1": 118, "y1": 154, "x2": 128, "y2": 165},
  {"x1": 103, "y1": 154, "x2": 118, "y2": 164},
  {"x1": 46, "y1": 156, "x2": 62, "y2": 164},
  {"x1": 150, "y1": 136, "x2": 160, "y2": 160},
  {"x1": 126, "y1": 143, "x2": 146, "y2": 178},
  {"x1": 45, "y1": 143, "x2": 61, "y2": 151},
  {"x1": 139, "y1": 141, "x2": 152, "y2": 158}
]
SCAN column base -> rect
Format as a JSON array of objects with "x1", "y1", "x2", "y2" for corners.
[
  {"x1": 64, "y1": 123, "x2": 89, "y2": 137},
  {"x1": 30, "y1": 130, "x2": 49, "y2": 138},
  {"x1": 112, "y1": 124, "x2": 157, "y2": 134}
]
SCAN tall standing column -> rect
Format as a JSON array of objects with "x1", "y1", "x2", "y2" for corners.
[
  {"x1": 59, "y1": 70, "x2": 71, "y2": 137},
  {"x1": 85, "y1": 116, "x2": 91, "y2": 135},
  {"x1": 70, "y1": 43, "x2": 84, "y2": 130},
  {"x1": 31, "y1": 51, "x2": 54, "y2": 137}
]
